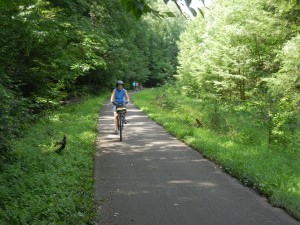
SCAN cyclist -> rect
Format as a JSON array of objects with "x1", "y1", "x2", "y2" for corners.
[{"x1": 111, "y1": 80, "x2": 130, "y2": 134}]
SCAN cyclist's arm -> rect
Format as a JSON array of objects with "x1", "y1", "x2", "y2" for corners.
[
  {"x1": 111, "y1": 89, "x2": 116, "y2": 103},
  {"x1": 124, "y1": 90, "x2": 130, "y2": 102}
]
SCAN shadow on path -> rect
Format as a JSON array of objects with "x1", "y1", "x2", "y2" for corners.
[{"x1": 94, "y1": 100, "x2": 299, "y2": 225}]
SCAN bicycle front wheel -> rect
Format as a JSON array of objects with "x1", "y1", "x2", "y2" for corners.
[{"x1": 118, "y1": 113, "x2": 122, "y2": 141}]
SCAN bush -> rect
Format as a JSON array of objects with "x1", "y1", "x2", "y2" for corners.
[{"x1": 0, "y1": 85, "x2": 34, "y2": 160}]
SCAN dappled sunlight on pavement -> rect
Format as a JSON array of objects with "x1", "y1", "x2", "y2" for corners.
[{"x1": 93, "y1": 100, "x2": 299, "y2": 225}]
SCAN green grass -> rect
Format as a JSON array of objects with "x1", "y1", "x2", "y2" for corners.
[
  {"x1": 132, "y1": 88, "x2": 300, "y2": 220},
  {"x1": 0, "y1": 94, "x2": 109, "y2": 225}
]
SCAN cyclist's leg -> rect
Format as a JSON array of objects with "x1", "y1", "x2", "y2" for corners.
[{"x1": 123, "y1": 112, "x2": 127, "y2": 124}]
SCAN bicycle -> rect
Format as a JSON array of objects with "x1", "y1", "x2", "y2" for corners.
[{"x1": 113, "y1": 102, "x2": 127, "y2": 141}]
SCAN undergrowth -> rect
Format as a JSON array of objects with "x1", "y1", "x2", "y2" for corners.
[
  {"x1": 132, "y1": 88, "x2": 300, "y2": 221},
  {"x1": 0, "y1": 94, "x2": 109, "y2": 224}
]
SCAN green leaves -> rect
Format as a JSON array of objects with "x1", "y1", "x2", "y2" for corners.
[
  {"x1": 165, "y1": 11, "x2": 176, "y2": 17},
  {"x1": 269, "y1": 34, "x2": 300, "y2": 98},
  {"x1": 120, "y1": 0, "x2": 205, "y2": 18},
  {"x1": 185, "y1": 0, "x2": 192, "y2": 6},
  {"x1": 188, "y1": 7, "x2": 197, "y2": 16},
  {"x1": 177, "y1": 0, "x2": 290, "y2": 100},
  {"x1": 198, "y1": 8, "x2": 205, "y2": 18},
  {"x1": 176, "y1": 0, "x2": 300, "y2": 150},
  {"x1": 0, "y1": 0, "x2": 108, "y2": 98},
  {"x1": 100, "y1": 0, "x2": 182, "y2": 87},
  {"x1": 121, "y1": 0, "x2": 151, "y2": 18}
]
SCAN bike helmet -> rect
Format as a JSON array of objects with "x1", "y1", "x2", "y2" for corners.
[{"x1": 116, "y1": 80, "x2": 124, "y2": 86}]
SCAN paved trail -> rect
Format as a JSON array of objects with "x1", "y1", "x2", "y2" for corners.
[{"x1": 94, "y1": 99, "x2": 299, "y2": 225}]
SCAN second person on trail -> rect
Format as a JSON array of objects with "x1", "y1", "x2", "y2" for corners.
[{"x1": 111, "y1": 80, "x2": 130, "y2": 134}]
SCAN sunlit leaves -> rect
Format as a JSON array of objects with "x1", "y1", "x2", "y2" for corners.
[
  {"x1": 120, "y1": 0, "x2": 205, "y2": 18},
  {"x1": 188, "y1": 7, "x2": 197, "y2": 16},
  {"x1": 269, "y1": 34, "x2": 300, "y2": 98},
  {"x1": 120, "y1": 0, "x2": 152, "y2": 18},
  {"x1": 165, "y1": 11, "x2": 176, "y2": 17},
  {"x1": 176, "y1": 0, "x2": 300, "y2": 148},
  {"x1": 177, "y1": 0, "x2": 289, "y2": 100}
]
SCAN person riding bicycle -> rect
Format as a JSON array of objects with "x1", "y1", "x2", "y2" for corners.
[{"x1": 111, "y1": 80, "x2": 130, "y2": 134}]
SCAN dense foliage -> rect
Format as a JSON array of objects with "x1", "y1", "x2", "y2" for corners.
[
  {"x1": 0, "y1": 0, "x2": 182, "y2": 158},
  {"x1": 120, "y1": 0, "x2": 205, "y2": 18},
  {"x1": 176, "y1": 0, "x2": 300, "y2": 149}
]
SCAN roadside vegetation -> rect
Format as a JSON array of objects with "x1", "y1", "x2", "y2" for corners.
[
  {"x1": 133, "y1": 87, "x2": 300, "y2": 220},
  {"x1": 0, "y1": 94, "x2": 108, "y2": 224},
  {"x1": 132, "y1": 0, "x2": 300, "y2": 219}
]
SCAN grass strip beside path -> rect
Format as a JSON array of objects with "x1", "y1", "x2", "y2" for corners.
[
  {"x1": 132, "y1": 89, "x2": 300, "y2": 221},
  {"x1": 0, "y1": 94, "x2": 109, "y2": 224}
]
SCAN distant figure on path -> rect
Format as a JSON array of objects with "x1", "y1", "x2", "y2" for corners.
[
  {"x1": 132, "y1": 81, "x2": 136, "y2": 91},
  {"x1": 135, "y1": 82, "x2": 139, "y2": 91}
]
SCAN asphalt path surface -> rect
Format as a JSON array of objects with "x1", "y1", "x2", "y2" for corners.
[{"x1": 94, "y1": 98, "x2": 299, "y2": 225}]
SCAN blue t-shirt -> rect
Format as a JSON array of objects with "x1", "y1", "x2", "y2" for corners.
[{"x1": 115, "y1": 88, "x2": 126, "y2": 104}]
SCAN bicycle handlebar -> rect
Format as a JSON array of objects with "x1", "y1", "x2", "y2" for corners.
[{"x1": 112, "y1": 102, "x2": 129, "y2": 106}]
